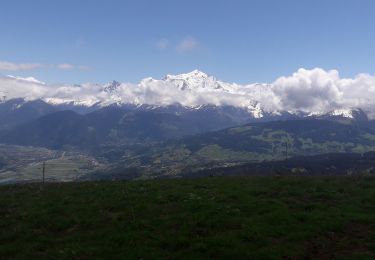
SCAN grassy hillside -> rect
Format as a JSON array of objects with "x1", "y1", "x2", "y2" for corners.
[
  {"x1": 186, "y1": 152, "x2": 375, "y2": 178},
  {"x1": 1, "y1": 176, "x2": 374, "y2": 259},
  {"x1": 106, "y1": 119, "x2": 375, "y2": 178}
]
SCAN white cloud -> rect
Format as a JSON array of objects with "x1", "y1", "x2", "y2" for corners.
[
  {"x1": 57, "y1": 63, "x2": 74, "y2": 70},
  {"x1": 271, "y1": 68, "x2": 375, "y2": 117},
  {"x1": 272, "y1": 68, "x2": 343, "y2": 112},
  {"x1": 6, "y1": 75, "x2": 45, "y2": 85},
  {"x1": 0, "y1": 75, "x2": 49, "y2": 101},
  {"x1": 176, "y1": 36, "x2": 198, "y2": 52},
  {"x1": 2, "y1": 68, "x2": 375, "y2": 118},
  {"x1": 0, "y1": 61, "x2": 42, "y2": 71}
]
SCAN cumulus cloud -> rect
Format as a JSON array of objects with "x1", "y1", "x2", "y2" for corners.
[
  {"x1": 2, "y1": 68, "x2": 375, "y2": 118},
  {"x1": 0, "y1": 75, "x2": 49, "y2": 100},
  {"x1": 119, "y1": 79, "x2": 252, "y2": 108},
  {"x1": 272, "y1": 68, "x2": 343, "y2": 112},
  {"x1": 271, "y1": 68, "x2": 375, "y2": 116},
  {"x1": 0, "y1": 61, "x2": 42, "y2": 71},
  {"x1": 176, "y1": 36, "x2": 198, "y2": 52}
]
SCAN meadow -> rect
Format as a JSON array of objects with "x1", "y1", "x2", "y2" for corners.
[{"x1": 0, "y1": 176, "x2": 374, "y2": 259}]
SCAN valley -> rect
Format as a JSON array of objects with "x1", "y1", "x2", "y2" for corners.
[
  {"x1": 2, "y1": 116, "x2": 375, "y2": 183},
  {"x1": 3, "y1": 1, "x2": 375, "y2": 259},
  {"x1": 0, "y1": 145, "x2": 103, "y2": 184},
  {"x1": 1, "y1": 70, "x2": 375, "y2": 182}
]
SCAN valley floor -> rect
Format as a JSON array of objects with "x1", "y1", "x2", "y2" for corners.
[{"x1": 0, "y1": 176, "x2": 375, "y2": 259}]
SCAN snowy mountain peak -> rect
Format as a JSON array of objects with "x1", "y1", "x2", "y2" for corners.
[
  {"x1": 104, "y1": 80, "x2": 121, "y2": 93},
  {"x1": 328, "y1": 108, "x2": 368, "y2": 120},
  {"x1": 329, "y1": 108, "x2": 358, "y2": 118},
  {"x1": 308, "y1": 108, "x2": 368, "y2": 121},
  {"x1": 164, "y1": 70, "x2": 209, "y2": 80},
  {"x1": 163, "y1": 70, "x2": 223, "y2": 91},
  {"x1": 1, "y1": 69, "x2": 374, "y2": 120}
]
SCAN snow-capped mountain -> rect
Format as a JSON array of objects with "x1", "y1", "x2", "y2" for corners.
[
  {"x1": 0, "y1": 70, "x2": 372, "y2": 121},
  {"x1": 163, "y1": 70, "x2": 225, "y2": 91},
  {"x1": 308, "y1": 108, "x2": 368, "y2": 121}
]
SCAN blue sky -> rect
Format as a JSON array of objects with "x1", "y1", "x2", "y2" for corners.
[{"x1": 1, "y1": 0, "x2": 375, "y2": 84}]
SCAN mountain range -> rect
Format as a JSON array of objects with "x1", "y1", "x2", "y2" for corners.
[
  {"x1": 1, "y1": 70, "x2": 375, "y2": 182},
  {"x1": 0, "y1": 70, "x2": 371, "y2": 123}
]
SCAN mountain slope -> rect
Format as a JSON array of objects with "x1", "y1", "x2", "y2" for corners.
[
  {"x1": 169, "y1": 119, "x2": 375, "y2": 157},
  {"x1": 0, "y1": 99, "x2": 56, "y2": 131},
  {"x1": 106, "y1": 119, "x2": 375, "y2": 178},
  {"x1": 0, "y1": 111, "x2": 91, "y2": 149},
  {"x1": 187, "y1": 152, "x2": 375, "y2": 177},
  {"x1": 0, "y1": 106, "x2": 248, "y2": 149}
]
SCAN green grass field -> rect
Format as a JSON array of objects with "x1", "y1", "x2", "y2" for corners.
[{"x1": 1, "y1": 176, "x2": 375, "y2": 259}]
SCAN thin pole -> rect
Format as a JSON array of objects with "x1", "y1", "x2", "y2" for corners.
[
  {"x1": 42, "y1": 161, "x2": 46, "y2": 184},
  {"x1": 285, "y1": 140, "x2": 288, "y2": 161}
]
